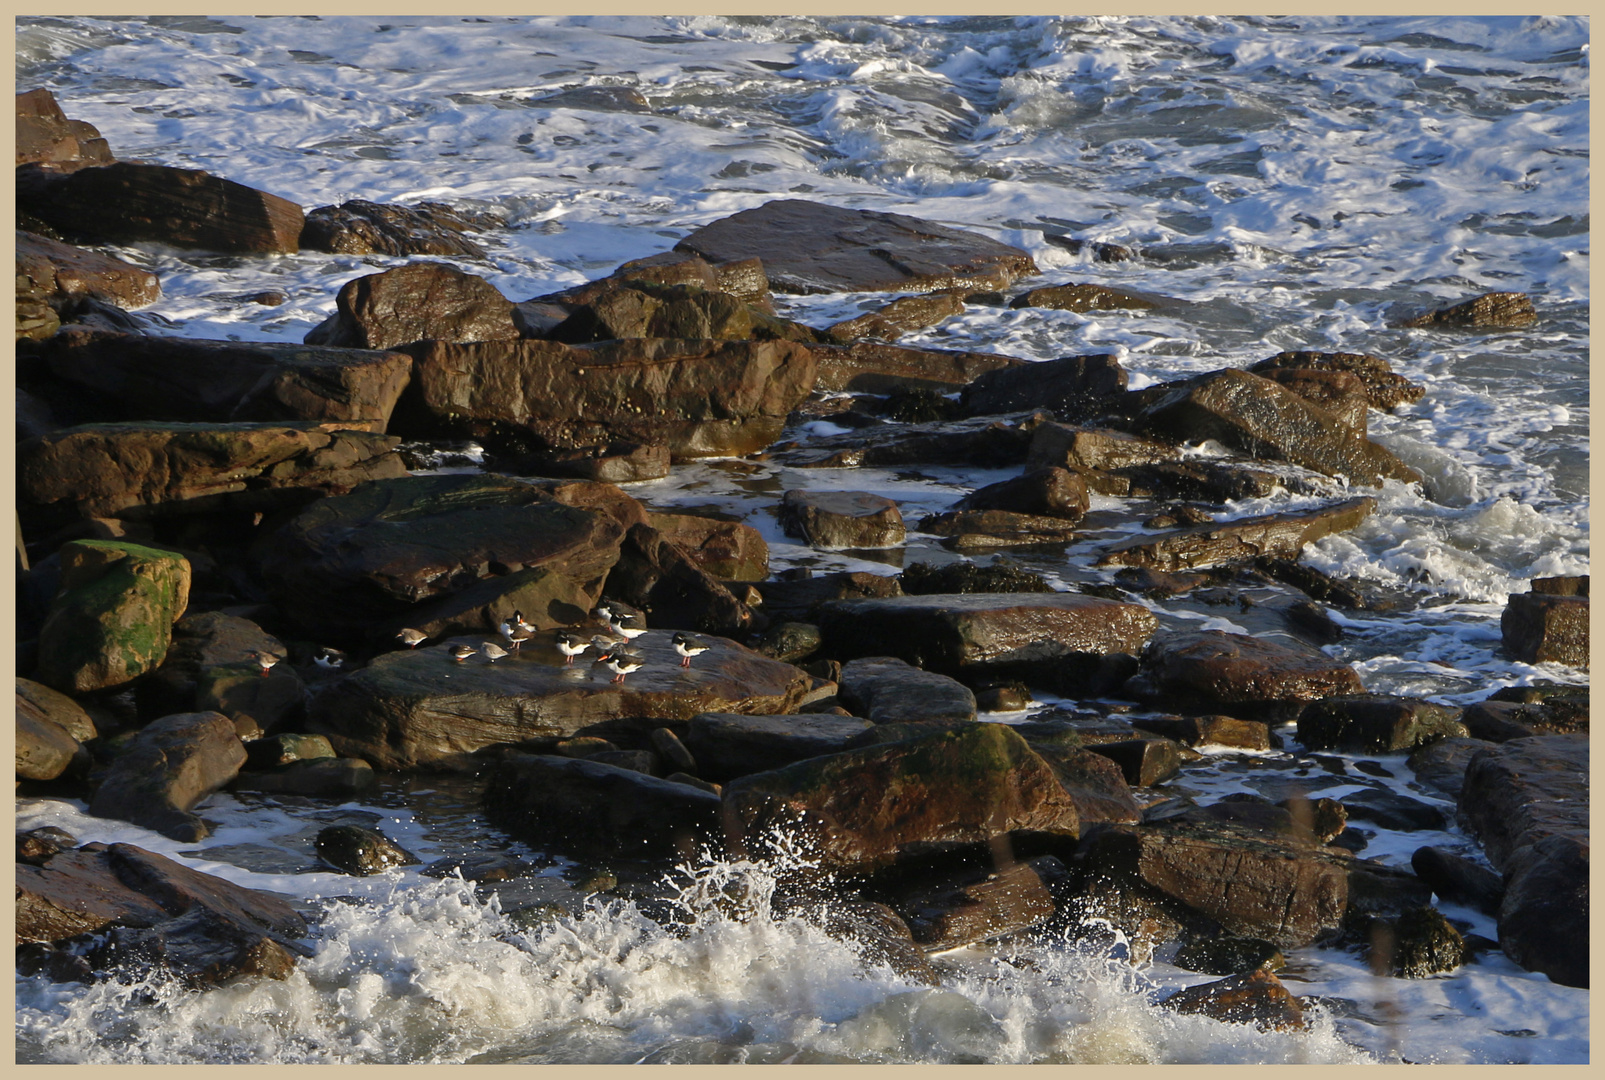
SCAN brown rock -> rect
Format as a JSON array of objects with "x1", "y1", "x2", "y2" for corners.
[
  {"x1": 916, "y1": 509, "x2": 1081, "y2": 550},
  {"x1": 17, "y1": 230, "x2": 160, "y2": 312},
  {"x1": 1026, "y1": 422, "x2": 1180, "y2": 472},
  {"x1": 88, "y1": 711, "x2": 247, "y2": 841},
  {"x1": 808, "y1": 340, "x2": 1023, "y2": 393},
  {"x1": 1528, "y1": 574, "x2": 1588, "y2": 596},
  {"x1": 1497, "y1": 832, "x2": 1588, "y2": 988},
  {"x1": 647, "y1": 512, "x2": 769, "y2": 581},
  {"x1": 954, "y1": 466, "x2": 1089, "y2": 520},
  {"x1": 1401, "y1": 291, "x2": 1537, "y2": 329},
  {"x1": 20, "y1": 161, "x2": 303, "y2": 254},
  {"x1": 16, "y1": 677, "x2": 96, "y2": 743},
  {"x1": 811, "y1": 901, "x2": 938, "y2": 985},
  {"x1": 1257, "y1": 367, "x2": 1370, "y2": 432},
  {"x1": 1407, "y1": 736, "x2": 1499, "y2": 798},
  {"x1": 1097, "y1": 497, "x2": 1375, "y2": 572},
  {"x1": 513, "y1": 441, "x2": 671, "y2": 483},
  {"x1": 16, "y1": 711, "x2": 82, "y2": 782},
  {"x1": 960, "y1": 354, "x2": 1128, "y2": 419},
  {"x1": 1501, "y1": 592, "x2": 1588, "y2": 668},
  {"x1": 1249, "y1": 351, "x2": 1424, "y2": 411},
  {"x1": 1126, "y1": 630, "x2": 1365, "y2": 718},
  {"x1": 300, "y1": 199, "x2": 498, "y2": 258},
  {"x1": 45, "y1": 332, "x2": 413, "y2": 429},
  {"x1": 602, "y1": 522, "x2": 757, "y2": 636},
  {"x1": 1297, "y1": 694, "x2": 1468, "y2": 753},
  {"x1": 399, "y1": 336, "x2": 817, "y2": 458},
  {"x1": 675, "y1": 199, "x2": 1038, "y2": 295},
  {"x1": 1132, "y1": 714, "x2": 1274, "y2": 751},
  {"x1": 1457, "y1": 732, "x2": 1587, "y2": 870},
  {"x1": 1010, "y1": 282, "x2": 1172, "y2": 313},
  {"x1": 305, "y1": 261, "x2": 518, "y2": 351},
  {"x1": 823, "y1": 292, "x2": 965, "y2": 343},
  {"x1": 15, "y1": 89, "x2": 114, "y2": 168},
  {"x1": 136, "y1": 611, "x2": 303, "y2": 731},
  {"x1": 1086, "y1": 737, "x2": 1186, "y2": 787},
  {"x1": 1460, "y1": 698, "x2": 1586, "y2": 742},
  {"x1": 892, "y1": 857, "x2": 1063, "y2": 951},
  {"x1": 1160, "y1": 968, "x2": 1307, "y2": 1032},
  {"x1": 779, "y1": 490, "x2": 905, "y2": 549},
  {"x1": 756, "y1": 570, "x2": 903, "y2": 623}
]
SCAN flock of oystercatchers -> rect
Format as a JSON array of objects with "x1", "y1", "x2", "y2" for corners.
[{"x1": 378, "y1": 601, "x2": 710, "y2": 684}]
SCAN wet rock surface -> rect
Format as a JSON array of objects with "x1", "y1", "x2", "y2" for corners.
[
  {"x1": 300, "y1": 199, "x2": 499, "y2": 258},
  {"x1": 1126, "y1": 630, "x2": 1365, "y2": 719}
]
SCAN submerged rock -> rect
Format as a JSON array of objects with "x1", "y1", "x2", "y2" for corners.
[
  {"x1": 1400, "y1": 291, "x2": 1537, "y2": 329},
  {"x1": 315, "y1": 824, "x2": 419, "y2": 876},
  {"x1": 1159, "y1": 968, "x2": 1307, "y2": 1032}
]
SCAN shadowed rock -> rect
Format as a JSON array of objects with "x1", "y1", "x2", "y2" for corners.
[
  {"x1": 1297, "y1": 694, "x2": 1467, "y2": 753},
  {"x1": 961, "y1": 354, "x2": 1128, "y2": 419},
  {"x1": 808, "y1": 340, "x2": 1023, "y2": 393},
  {"x1": 88, "y1": 711, "x2": 246, "y2": 841},
  {"x1": 686, "y1": 712, "x2": 875, "y2": 782},
  {"x1": 836, "y1": 657, "x2": 976, "y2": 725},
  {"x1": 1009, "y1": 282, "x2": 1174, "y2": 313}
]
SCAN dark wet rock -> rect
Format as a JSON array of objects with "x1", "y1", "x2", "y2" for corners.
[
  {"x1": 960, "y1": 354, "x2": 1127, "y2": 419},
  {"x1": 506, "y1": 438, "x2": 672, "y2": 484},
  {"x1": 1362, "y1": 905, "x2": 1465, "y2": 978},
  {"x1": 1340, "y1": 789, "x2": 1447, "y2": 832},
  {"x1": 1061, "y1": 870, "x2": 1216, "y2": 965},
  {"x1": 1028, "y1": 745, "x2": 1144, "y2": 827},
  {"x1": 1249, "y1": 351, "x2": 1425, "y2": 411},
  {"x1": 820, "y1": 592, "x2": 1156, "y2": 686},
  {"x1": 309, "y1": 632, "x2": 814, "y2": 770},
  {"x1": 1174, "y1": 936, "x2": 1285, "y2": 976},
  {"x1": 244, "y1": 733, "x2": 336, "y2": 770},
  {"x1": 1400, "y1": 291, "x2": 1537, "y2": 329},
  {"x1": 1097, "y1": 497, "x2": 1375, "y2": 573},
  {"x1": 257, "y1": 474, "x2": 621, "y2": 644},
  {"x1": 916, "y1": 509, "x2": 1081, "y2": 550},
  {"x1": 646, "y1": 512, "x2": 769, "y2": 582},
  {"x1": 779, "y1": 411, "x2": 1043, "y2": 470},
  {"x1": 602, "y1": 522, "x2": 757, "y2": 637},
  {"x1": 1126, "y1": 630, "x2": 1365, "y2": 720},
  {"x1": 16, "y1": 89, "x2": 114, "y2": 169},
  {"x1": 1135, "y1": 368, "x2": 1418, "y2": 487},
  {"x1": 685, "y1": 713, "x2": 873, "y2": 782},
  {"x1": 876, "y1": 386, "x2": 960, "y2": 424},
  {"x1": 823, "y1": 292, "x2": 965, "y2": 343},
  {"x1": 1025, "y1": 422, "x2": 1180, "y2": 472},
  {"x1": 397, "y1": 336, "x2": 817, "y2": 458},
  {"x1": 1253, "y1": 556, "x2": 1381, "y2": 610},
  {"x1": 974, "y1": 682, "x2": 1032, "y2": 712},
  {"x1": 756, "y1": 570, "x2": 903, "y2": 623},
  {"x1": 888, "y1": 856, "x2": 1064, "y2": 951},
  {"x1": 88, "y1": 711, "x2": 246, "y2": 842},
  {"x1": 666, "y1": 772, "x2": 720, "y2": 795},
  {"x1": 1407, "y1": 736, "x2": 1498, "y2": 799},
  {"x1": 809, "y1": 901, "x2": 938, "y2": 985},
  {"x1": 757, "y1": 621, "x2": 822, "y2": 663},
  {"x1": 1497, "y1": 832, "x2": 1588, "y2": 988},
  {"x1": 1409, "y1": 846, "x2": 1503, "y2": 918},
  {"x1": 1500, "y1": 591, "x2": 1588, "y2": 669},
  {"x1": 588, "y1": 747, "x2": 658, "y2": 776},
  {"x1": 1079, "y1": 818, "x2": 1349, "y2": 948},
  {"x1": 1282, "y1": 796, "x2": 1348, "y2": 844},
  {"x1": 1010, "y1": 282, "x2": 1173, "y2": 313},
  {"x1": 17, "y1": 709, "x2": 83, "y2": 782},
  {"x1": 315, "y1": 824, "x2": 419, "y2": 875},
  {"x1": 953, "y1": 467, "x2": 1089, "y2": 521},
  {"x1": 547, "y1": 281, "x2": 775, "y2": 345},
  {"x1": 1460, "y1": 698, "x2": 1587, "y2": 742},
  {"x1": 836, "y1": 657, "x2": 976, "y2": 725},
  {"x1": 532, "y1": 477, "x2": 653, "y2": 534},
  {"x1": 18, "y1": 422, "x2": 405, "y2": 529},
  {"x1": 19, "y1": 161, "x2": 303, "y2": 254},
  {"x1": 1110, "y1": 459, "x2": 1284, "y2": 503},
  {"x1": 1296, "y1": 694, "x2": 1467, "y2": 754},
  {"x1": 395, "y1": 565, "x2": 611, "y2": 648},
  {"x1": 650, "y1": 727, "x2": 696, "y2": 773},
  {"x1": 1085, "y1": 737, "x2": 1186, "y2": 787},
  {"x1": 421, "y1": 852, "x2": 533, "y2": 882},
  {"x1": 16, "y1": 677, "x2": 97, "y2": 744},
  {"x1": 808, "y1": 340, "x2": 1022, "y2": 393},
  {"x1": 232, "y1": 757, "x2": 376, "y2": 797},
  {"x1": 1174, "y1": 797, "x2": 1318, "y2": 846},
  {"x1": 137, "y1": 611, "x2": 302, "y2": 731},
  {"x1": 1458, "y1": 733, "x2": 1588, "y2": 871},
  {"x1": 16, "y1": 842, "x2": 308, "y2": 986},
  {"x1": 556, "y1": 736, "x2": 617, "y2": 758},
  {"x1": 534, "y1": 250, "x2": 773, "y2": 314},
  {"x1": 1527, "y1": 574, "x2": 1588, "y2": 597},
  {"x1": 1342, "y1": 858, "x2": 1434, "y2": 919},
  {"x1": 306, "y1": 261, "x2": 518, "y2": 351},
  {"x1": 486, "y1": 752, "x2": 723, "y2": 860},
  {"x1": 779, "y1": 490, "x2": 905, "y2": 549},
  {"x1": 17, "y1": 230, "x2": 159, "y2": 315},
  {"x1": 36, "y1": 540, "x2": 191, "y2": 695},
  {"x1": 674, "y1": 199, "x2": 1038, "y2": 295},
  {"x1": 1132, "y1": 714, "x2": 1276, "y2": 752},
  {"x1": 1254, "y1": 367, "x2": 1370, "y2": 432},
  {"x1": 45, "y1": 332, "x2": 414, "y2": 429},
  {"x1": 722, "y1": 723, "x2": 1084, "y2": 873},
  {"x1": 898, "y1": 560, "x2": 1051, "y2": 596},
  {"x1": 300, "y1": 199, "x2": 498, "y2": 258},
  {"x1": 1160, "y1": 968, "x2": 1307, "y2": 1032}
]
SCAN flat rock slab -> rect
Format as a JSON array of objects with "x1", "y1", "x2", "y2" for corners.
[
  {"x1": 399, "y1": 336, "x2": 817, "y2": 458},
  {"x1": 779, "y1": 490, "x2": 905, "y2": 549},
  {"x1": 308, "y1": 631, "x2": 814, "y2": 770},
  {"x1": 1457, "y1": 733, "x2": 1588, "y2": 871},
  {"x1": 837, "y1": 657, "x2": 976, "y2": 725},
  {"x1": 674, "y1": 199, "x2": 1038, "y2": 295},
  {"x1": 1097, "y1": 497, "x2": 1376, "y2": 572},
  {"x1": 1297, "y1": 694, "x2": 1467, "y2": 753},
  {"x1": 1127, "y1": 630, "x2": 1365, "y2": 718},
  {"x1": 722, "y1": 723, "x2": 1084, "y2": 873},
  {"x1": 46, "y1": 332, "x2": 414, "y2": 429},
  {"x1": 808, "y1": 340, "x2": 1023, "y2": 393},
  {"x1": 686, "y1": 712, "x2": 875, "y2": 782},
  {"x1": 1027, "y1": 423, "x2": 1181, "y2": 472},
  {"x1": 17, "y1": 230, "x2": 160, "y2": 310},
  {"x1": 917, "y1": 509, "x2": 1081, "y2": 550},
  {"x1": 1501, "y1": 592, "x2": 1588, "y2": 669},
  {"x1": 819, "y1": 592, "x2": 1157, "y2": 676}
]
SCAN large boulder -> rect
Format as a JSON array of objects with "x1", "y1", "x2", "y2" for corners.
[
  {"x1": 300, "y1": 199, "x2": 498, "y2": 258},
  {"x1": 1248, "y1": 351, "x2": 1424, "y2": 411},
  {"x1": 397, "y1": 336, "x2": 817, "y2": 458},
  {"x1": 88, "y1": 710, "x2": 246, "y2": 841},
  {"x1": 808, "y1": 340, "x2": 1023, "y2": 393},
  {"x1": 18, "y1": 422, "x2": 406, "y2": 528},
  {"x1": 1501, "y1": 591, "x2": 1588, "y2": 669},
  {"x1": 1497, "y1": 833, "x2": 1588, "y2": 988},
  {"x1": 305, "y1": 261, "x2": 519, "y2": 351},
  {"x1": 19, "y1": 161, "x2": 304, "y2": 254},
  {"x1": 547, "y1": 282, "x2": 772, "y2": 345},
  {"x1": 818, "y1": 592, "x2": 1157, "y2": 678},
  {"x1": 674, "y1": 199, "x2": 1038, "y2": 295},
  {"x1": 16, "y1": 677, "x2": 96, "y2": 744},
  {"x1": 136, "y1": 611, "x2": 302, "y2": 731},
  {"x1": 1297, "y1": 694, "x2": 1467, "y2": 753},
  {"x1": 1098, "y1": 498, "x2": 1376, "y2": 572},
  {"x1": 36, "y1": 540, "x2": 191, "y2": 694},
  {"x1": 1135, "y1": 369, "x2": 1418, "y2": 487},
  {"x1": 485, "y1": 752, "x2": 723, "y2": 860},
  {"x1": 1126, "y1": 630, "x2": 1365, "y2": 719},
  {"x1": 15, "y1": 89, "x2": 113, "y2": 168},
  {"x1": 646, "y1": 512, "x2": 769, "y2": 582},
  {"x1": 256, "y1": 474, "x2": 623, "y2": 644},
  {"x1": 836, "y1": 657, "x2": 976, "y2": 725},
  {"x1": 779, "y1": 490, "x2": 905, "y2": 549},
  {"x1": 601, "y1": 522, "x2": 757, "y2": 636},
  {"x1": 686, "y1": 712, "x2": 876, "y2": 782},
  {"x1": 1254, "y1": 368, "x2": 1371, "y2": 432},
  {"x1": 44, "y1": 332, "x2": 413, "y2": 429},
  {"x1": 721, "y1": 723, "x2": 1085, "y2": 873},
  {"x1": 17, "y1": 711, "x2": 83, "y2": 782},
  {"x1": 17, "y1": 230, "x2": 160, "y2": 313},
  {"x1": 309, "y1": 631, "x2": 815, "y2": 770}
]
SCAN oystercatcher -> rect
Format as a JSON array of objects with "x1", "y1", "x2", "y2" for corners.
[
  {"x1": 671, "y1": 632, "x2": 709, "y2": 668},
  {"x1": 313, "y1": 647, "x2": 346, "y2": 670},
  {"x1": 610, "y1": 610, "x2": 648, "y2": 640},
  {"x1": 598, "y1": 648, "x2": 644, "y2": 683},
  {"x1": 499, "y1": 618, "x2": 534, "y2": 651},
  {"x1": 555, "y1": 629, "x2": 590, "y2": 665}
]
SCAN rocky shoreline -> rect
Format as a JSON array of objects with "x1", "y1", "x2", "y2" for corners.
[{"x1": 15, "y1": 88, "x2": 1590, "y2": 1020}]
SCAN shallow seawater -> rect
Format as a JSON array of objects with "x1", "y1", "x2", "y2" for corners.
[{"x1": 14, "y1": 14, "x2": 1589, "y2": 1065}]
